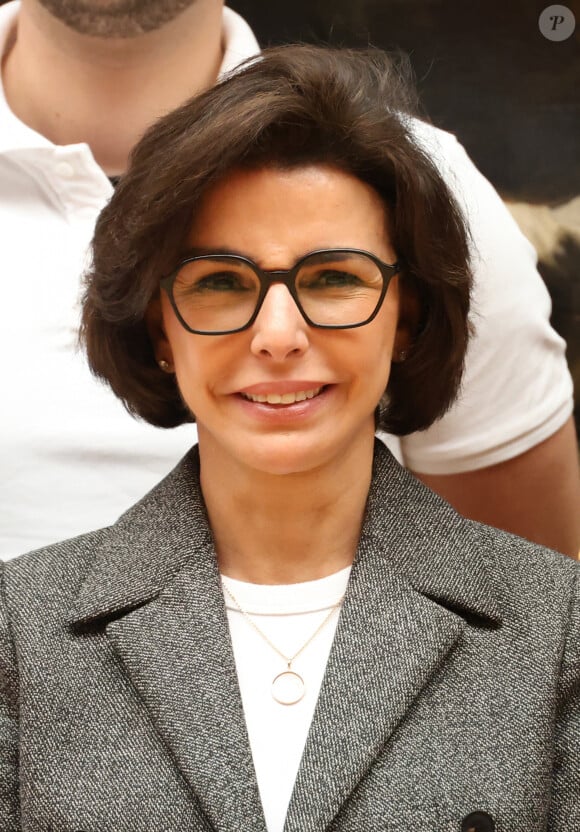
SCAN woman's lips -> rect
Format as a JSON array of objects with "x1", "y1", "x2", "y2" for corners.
[{"x1": 233, "y1": 384, "x2": 333, "y2": 418}]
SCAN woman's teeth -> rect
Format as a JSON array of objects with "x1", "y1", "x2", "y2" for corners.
[{"x1": 241, "y1": 387, "x2": 323, "y2": 404}]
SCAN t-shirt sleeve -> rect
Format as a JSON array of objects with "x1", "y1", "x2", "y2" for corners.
[{"x1": 398, "y1": 124, "x2": 573, "y2": 475}]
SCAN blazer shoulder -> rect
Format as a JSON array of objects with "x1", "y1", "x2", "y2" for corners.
[
  {"x1": 472, "y1": 519, "x2": 579, "y2": 618},
  {"x1": 1, "y1": 527, "x2": 110, "y2": 616}
]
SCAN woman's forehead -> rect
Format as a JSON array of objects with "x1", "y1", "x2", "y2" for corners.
[{"x1": 184, "y1": 164, "x2": 395, "y2": 268}]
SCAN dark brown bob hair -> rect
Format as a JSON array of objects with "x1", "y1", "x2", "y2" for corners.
[{"x1": 81, "y1": 44, "x2": 472, "y2": 435}]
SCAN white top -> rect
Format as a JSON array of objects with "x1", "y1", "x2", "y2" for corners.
[
  {"x1": 0, "y1": 3, "x2": 260, "y2": 557},
  {"x1": 222, "y1": 567, "x2": 351, "y2": 832},
  {"x1": 388, "y1": 117, "x2": 573, "y2": 473},
  {"x1": 0, "y1": 1, "x2": 573, "y2": 558}
]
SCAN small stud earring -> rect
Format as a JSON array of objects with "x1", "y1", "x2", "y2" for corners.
[
  {"x1": 397, "y1": 350, "x2": 408, "y2": 362},
  {"x1": 158, "y1": 359, "x2": 171, "y2": 372}
]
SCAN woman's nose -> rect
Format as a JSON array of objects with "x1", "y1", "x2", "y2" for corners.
[{"x1": 250, "y1": 283, "x2": 310, "y2": 360}]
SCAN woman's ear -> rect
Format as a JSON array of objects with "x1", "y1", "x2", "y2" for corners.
[
  {"x1": 145, "y1": 294, "x2": 175, "y2": 373},
  {"x1": 393, "y1": 277, "x2": 421, "y2": 363}
]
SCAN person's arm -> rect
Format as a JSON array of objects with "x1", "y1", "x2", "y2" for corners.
[
  {"x1": 399, "y1": 122, "x2": 578, "y2": 556},
  {"x1": 547, "y1": 570, "x2": 580, "y2": 829},
  {"x1": 415, "y1": 416, "x2": 580, "y2": 558},
  {"x1": 0, "y1": 565, "x2": 20, "y2": 830}
]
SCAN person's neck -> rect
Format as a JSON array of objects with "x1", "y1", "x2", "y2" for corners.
[
  {"x1": 199, "y1": 431, "x2": 376, "y2": 585},
  {"x1": 2, "y1": 0, "x2": 225, "y2": 175}
]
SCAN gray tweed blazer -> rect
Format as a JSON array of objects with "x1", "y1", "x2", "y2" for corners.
[{"x1": 0, "y1": 442, "x2": 578, "y2": 832}]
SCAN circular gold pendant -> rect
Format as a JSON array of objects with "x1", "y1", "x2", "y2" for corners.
[{"x1": 272, "y1": 669, "x2": 306, "y2": 705}]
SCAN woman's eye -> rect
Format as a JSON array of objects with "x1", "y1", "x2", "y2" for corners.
[
  {"x1": 193, "y1": 272, "x2": 249, "y2": 292},
  {"x1": 306, "y1": 270, "x2": 362, "y2": 288}
]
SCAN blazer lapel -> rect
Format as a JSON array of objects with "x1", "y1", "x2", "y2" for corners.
[
  {"x1": 68, "y1": 449, "x2": 267, "y2": 832},
  {"x1": 284, "y1": 541, "x2": 465, "y2": 832},
  {"x1": 284, "y1": 442, "x2": 503, "y2": 832},
  {"x1": 105, "y1": 554, "x2": 266, "y2": 832}
]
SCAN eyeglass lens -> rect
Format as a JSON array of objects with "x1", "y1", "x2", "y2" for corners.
[{"x1": 170, "y1": 251, "x2": 386, "y2": 333}]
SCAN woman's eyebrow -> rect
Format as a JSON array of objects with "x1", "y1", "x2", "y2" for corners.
[
  {"x1": 178, "y1": 245, "x2": 253, "y2": 259},
  {"x1": 178, "y1": 247, "x2": 363, "y2": 264},
  {"x1": 312, "y1": 250, "x2": 358, "y2": 263}
]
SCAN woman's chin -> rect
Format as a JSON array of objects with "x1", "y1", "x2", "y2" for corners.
[
  {"x1": 240, "y1": 437, "x2": 332, "y2": 478},
  {"x1": 199, "y1": 428, "x2": 337, "y2": 479}
]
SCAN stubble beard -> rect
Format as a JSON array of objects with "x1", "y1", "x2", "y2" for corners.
[{"x1": 37, "y1": 0, "x2": 200, "y2": 38}]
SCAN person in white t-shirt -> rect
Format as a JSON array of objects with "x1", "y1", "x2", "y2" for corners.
[
  {"x1": 0, "y1": 0, "x2": 579, "y2": 559},
  {"x1": 1, "y1": 47, "x2": 578, "y2": 829}
]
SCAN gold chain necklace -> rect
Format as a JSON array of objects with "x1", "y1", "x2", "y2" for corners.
[{"x1": 222, "y1": 581, "x2": 344, "y2": 706}]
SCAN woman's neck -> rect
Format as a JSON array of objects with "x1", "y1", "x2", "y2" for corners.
[
  {"x1": 2, "y1": 0, "x2": 225, "y2": 174},
  {"x1": 199, "y1": 432, "x2": 376, "y2": 585}
]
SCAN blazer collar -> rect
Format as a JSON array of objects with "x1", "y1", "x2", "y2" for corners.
[
  {"x1": 67, "y1": 442, "x2": 503, "y2": 832},
  {"x1": 69, "y1": 441, "x2": 502, "y2": 628},
  {"x1": 361, "y1": 441, "x2": 503, "y2": 623},
  {"x1": 68, "y1": 448, "x2": 213, "y2": 626}
]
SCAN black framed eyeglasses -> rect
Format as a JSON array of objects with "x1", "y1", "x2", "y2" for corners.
[{"x1": 160, "y1": 248, "x2": 400, "y2": 336}]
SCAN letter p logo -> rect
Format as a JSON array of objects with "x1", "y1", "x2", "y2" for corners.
[{"x1": 539, "y1": 5, "x2": 576, "y2": 40}]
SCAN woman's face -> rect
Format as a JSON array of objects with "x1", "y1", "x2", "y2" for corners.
[{"x1": 152, "y1": 165, "x2": 407, "y2": 477}]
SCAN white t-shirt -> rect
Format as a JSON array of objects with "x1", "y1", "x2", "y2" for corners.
[
  {"x1": 0, "y1": 3, "x2": 259, "y2": 558},
  {"x1": 0, "y1": 1, "x2": 573, "y2": 558},
  {"x1": 222, "y1": 567, "x2": 351, "y2": 832}
]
